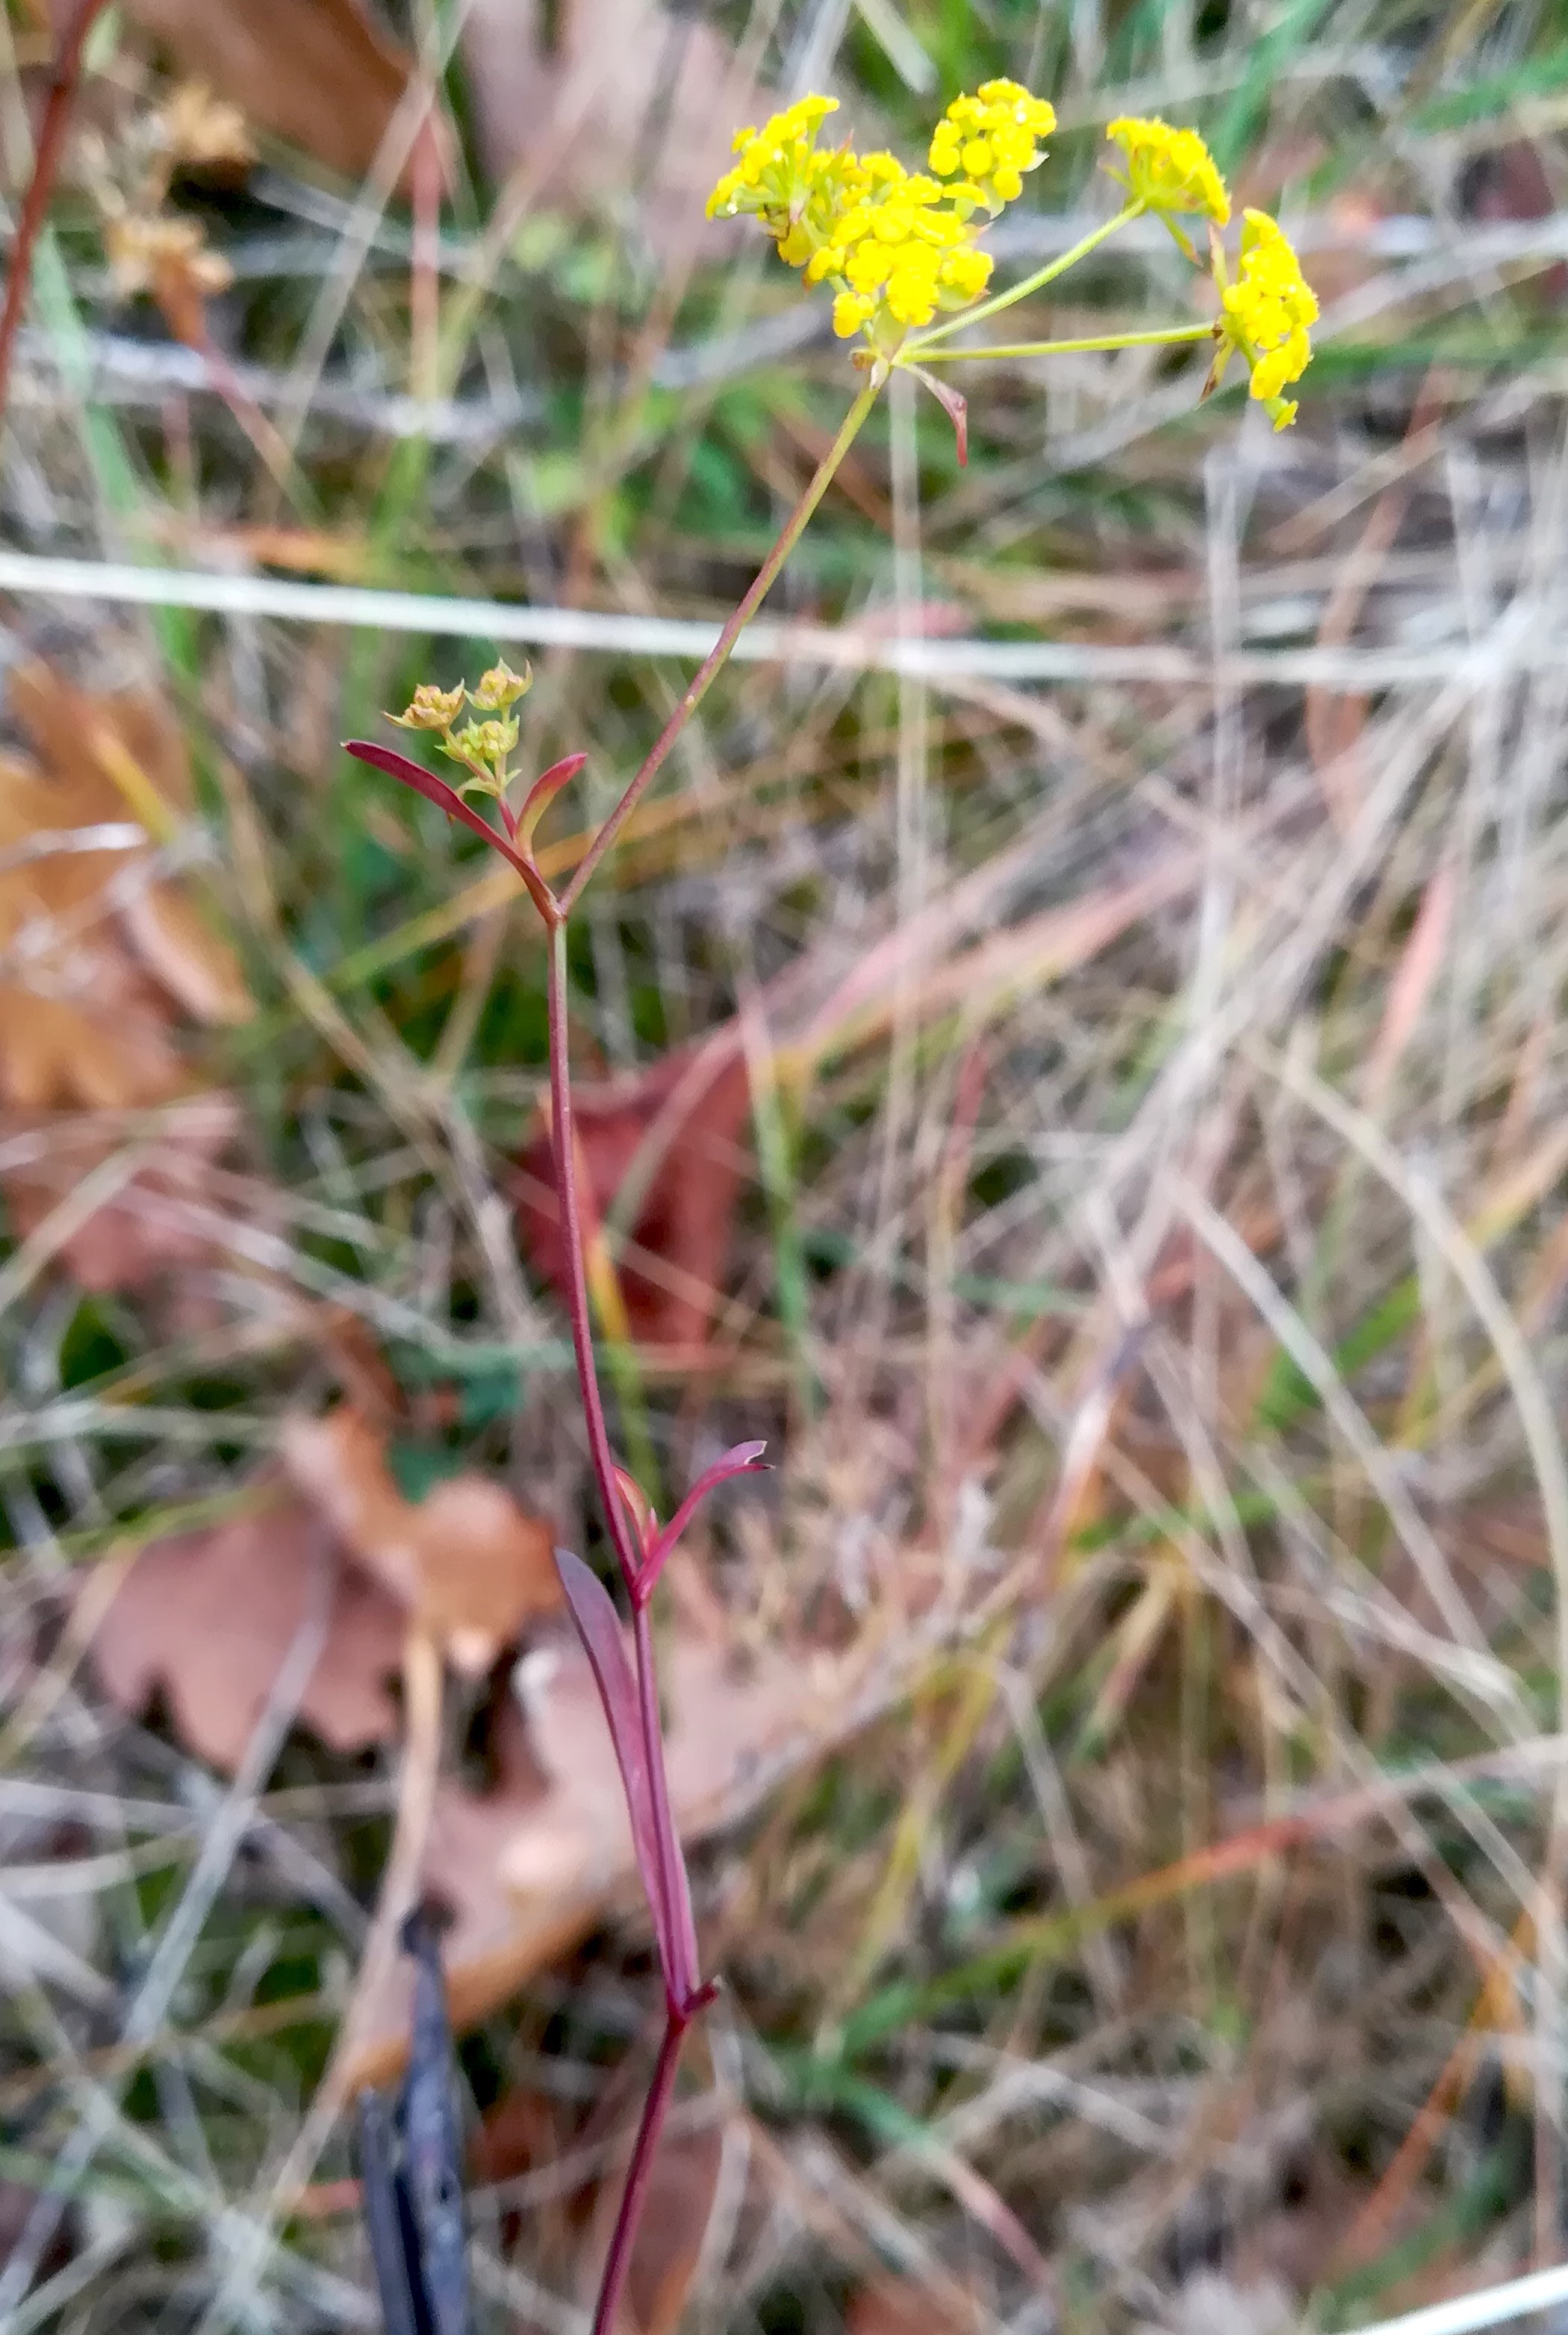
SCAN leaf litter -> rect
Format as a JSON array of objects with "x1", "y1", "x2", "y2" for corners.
[
  {"x1": 0, "y1": 659, "x2": 252, "y2": 1295},
  {"x1": 80, "y1": 1396, "x2": 853, "y2": 2086}
]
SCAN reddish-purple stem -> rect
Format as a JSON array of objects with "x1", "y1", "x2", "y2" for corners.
[
  {"x1": 589, "y1": 2006, "x2": 691, "y2": 2335},
  {"x1": 546, "y1": 915, "x2": 644, "y2": 1594},
  {"x1": 633, "y1": 1599, "x2": 700, "y2": 2009},
  {"x1": 0, "y1": 0, "x2": 113, "y2": 433}
]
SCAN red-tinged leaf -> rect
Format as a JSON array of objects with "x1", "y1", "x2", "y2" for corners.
[
  {"x1": 906, "y1": 364, "x2": 968, "y2": 467},
  {"x1": 644, "y1": 1440, "x2": 768, "y2": 1594},
  {"x1": 518, "y1": 751, "x2": 588, "y2": 846},
  {"x1": 343, "y1": 740, "x2": 532, "y2": 879},
  {"x1": 553, "y1": 1546, "x2": 676, "y2": 1979}
]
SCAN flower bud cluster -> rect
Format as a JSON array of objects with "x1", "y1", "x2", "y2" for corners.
[{"x1": 391, "y1": 663, "x2": 532, "y2": 795}]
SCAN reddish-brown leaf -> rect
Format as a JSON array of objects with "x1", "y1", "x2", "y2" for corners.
[
  {"x1": 623, "y1": 2123, "x2": 726, "y2": 2335},
  {"x1": 93, "y1": 0, "x2": 418, "y2": 187},
  {"x1": 515, "y1": 1042, "x2": 751, "y2": 1352},
  {"x1": 2, "y1": 1094, "x2": 242, "y2": 1294},
  {"x1": 0, "y1": 664, "x2": 252, "y2": 1292},
  {"x1": 345, "y1": 1615, "x2": 836, "y2": 2086}
]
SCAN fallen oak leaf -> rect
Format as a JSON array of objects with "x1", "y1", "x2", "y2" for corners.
[
  {"x1": 1, "y1": 1092, "x2": 242, "y2": 1295},
  {"x1": 0, "y1": 661, "x2": 253, "y2": 1294},
  {"x1": 619, "y1": 2121, "x2": 727, "y2": 2335},
  {"x1": 87, "y1": 1490, "x2": 405, "y2": 1772},
  {"x1": 280, "y1": 1405, "x2": 561, "y2": 1675}
]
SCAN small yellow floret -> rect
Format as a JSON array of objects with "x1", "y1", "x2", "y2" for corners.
[
  {"x1": 1219, "y1": 208, "x2": 1318, "y2": 429},
  {"x1": 442, "y1": 717, "x2": 518, "y2": 775},
  {"x1": 470, "y1": 659, "x2": 532, "y2": 712},
  {"x1": 1105, "y1": 116, "x2": 1230, "y2": 226},
  {"x1": 392, "y1": 680, "x2": 467, "y2": 732}
]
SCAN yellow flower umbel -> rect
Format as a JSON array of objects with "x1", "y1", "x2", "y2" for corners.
[
  {"x1": 928, "y1": 79, "x2": 1055, "y2": 211},
  {"x1": 1213, "y1": 208, "x2": 1319, "y2": 430},
  {"x1": 706, "y1": 96, "x2": 863, "y2": 273},
  {"x1": 708, "y1": 84, "x2": 1051, "y2": 354},
  {"x1": 1105, "y1": 116, "x2": 1230, "y2": 230},
  {"x1": 389, "y1": 667, "x2": 534, "y2": 799},
  {"x1": 806, "y1": 155, "x2": 996, "y2": 343}
]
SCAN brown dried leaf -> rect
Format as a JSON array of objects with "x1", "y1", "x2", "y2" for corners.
[
  {"x1": 848, "y1": 2283, "x2": 971, "y2": 2335},
  {"x1": 622, "y1": 2123, "x2": 725, "y2": 2335},
  {"x1": 107, "y1": 0, "x2": 417, "y2": 187},
  {"x1": 459, "y1": 0, "x2": 767, "y2": 258},
  {"x1": 280, "y1": 1405, "x2": 561, "y2": 1672},
  {"x1": 1, "y1": 1093, "x2": 242, "y2": 1294},
  {"x1": 516, "y1": 1043, "x2": 752, "y2": 1353},
  {"x1": 88, "y1": 1493, "x2": 405, "y2": 1772},
  {"x1": 0, "y1": 662, "x2": 252, "y2": 1292},
  {"x1": 0, "y1": 660, "x2": 251, "y2": 1112}
]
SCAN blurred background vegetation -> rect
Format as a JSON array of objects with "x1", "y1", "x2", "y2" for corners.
[{"x1": 4, "y1": 0, "x2": 1568, "y2": 2331}]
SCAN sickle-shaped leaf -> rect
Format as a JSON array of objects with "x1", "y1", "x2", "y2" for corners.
[
  {"x1": 905, "y1": 364, "x2": 968, "y2": 467},
  {"x1": 343, "y1": 740, "x2": 534, "y2": 880},
  {"x1": 643, "y1": 1440, "x2": 769, "y2": 1596},
  {"x1": 553, "y1": 1546, "x2": 676, "y2": 1979},
  {"x1": 517, "y1": 752, "x2": 588, "y2": 847}
]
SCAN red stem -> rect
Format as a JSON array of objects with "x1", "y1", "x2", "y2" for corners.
[
  {"x1": 589, "y1": 2008, "x2": 691, "y2": 2335},
  {"x1": 530, "y1": 373, "x2": 886, "y2": 2335},
  {"x1": 0, "y1": 0, "x2": 113, "y2": 433},
  {"x1": 546, "y1": 912, "x2": 644, "y2": 1592},
  {"x1": 560, "y1": 370, "x2": 883, "y2": 915}
]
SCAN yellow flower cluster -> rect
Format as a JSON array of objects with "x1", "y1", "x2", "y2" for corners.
[
  {"x1": 928, "y1": 79, "x2": 1055, "y2": 211},
  {"x1": 806, "y1": 156, "x2": 995, "y2": 341},
  {"x1": 706, "y1": 86, "x2": 1319, "y2": 425},
  {"x1": 707, "y1": 84, "x2": 1049, "y2": 349},
  {"x1": 1106, "y1": 116, "x2": 1230, "y2": 226},
  {"x1": 706, "y1": 95, "x2": 862, "y2": 270},
  {"x1": 392, "y1": 662, "x2": 532, "y2": 793},
  {"x1": 1217, "y1": 208, "x2": 1319, "y2": 429}
]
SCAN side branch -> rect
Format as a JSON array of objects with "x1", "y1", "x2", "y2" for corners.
[{"x1": 561, "y1": 370, "x2": 884, "y2": 914}]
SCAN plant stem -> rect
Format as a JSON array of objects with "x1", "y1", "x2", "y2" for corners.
[
  {"x1": 589, "y1": 2009, "x2": 691, "y2": 2335},
  {"x1": 0, "y1": 0, "x2": 113, "y2": 433},
  {"x1": 906, "y1": 322, "x2": 1213, "y2": 364},
  {"x1": 903, "y1": 201, "x2": 1145, "y2": 355},
  {"x1": 547, "y1": 914, "x2": 644, "y2": 1592},
  {"x1": 541, "y1": 367, "x2": 889, "y2": 2335},
  {"x1": 561, "y1": 369, "x2": 885, "y2": 915}
]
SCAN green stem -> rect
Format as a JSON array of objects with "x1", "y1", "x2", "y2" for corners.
[
  {"x1": 903, "y1": 201, "x2": 1145, "y2": 355},
  {"x1": 905, "y1": 322, "x2": 1213, "y2": 364},
  {"x1": 561, "y1": 367, "x2": 886, "y2": 914}
]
